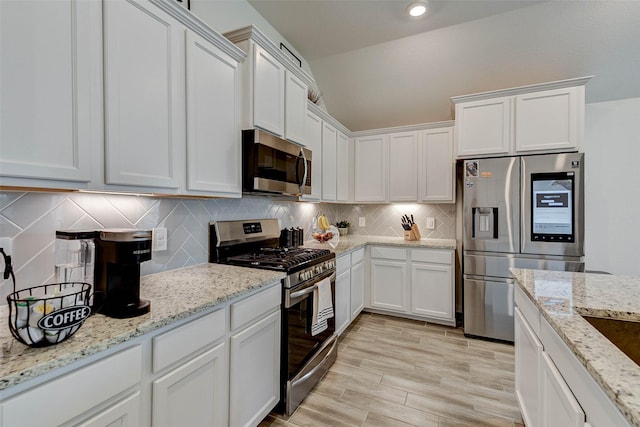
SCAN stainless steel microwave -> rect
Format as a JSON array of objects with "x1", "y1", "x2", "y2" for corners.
[{"x1": 242, "y1": 129, "x2": 311, "y2": 196}]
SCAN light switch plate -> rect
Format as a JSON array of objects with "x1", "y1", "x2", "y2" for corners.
[
  {"x1": 359, "y1": 217, "x2": 366, "y2": 227},
  {"x1": 426, "y1": 218, "x2": 435, "y2": 230},
  {"x1": 153, "y1": 228, "x2": 168, "y2": 252}
]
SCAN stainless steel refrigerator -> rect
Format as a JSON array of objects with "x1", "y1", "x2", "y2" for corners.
[{"x1": 462, "y1": 153, "x2": 585, "y2": 342}]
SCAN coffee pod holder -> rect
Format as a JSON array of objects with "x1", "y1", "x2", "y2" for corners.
[{"x1": 404, "y1": 224, "x2": 422, "y2": 241}]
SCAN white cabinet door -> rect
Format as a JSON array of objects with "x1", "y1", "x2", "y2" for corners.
[
  {"x1": 369, "y1": 259, "x2": 408, "y2": 313},
  {"x1": 388, "y1": 132, "x2": 418, "y2": 202},
  {"x1": 515, "y1": 87, "x2": 582, "y2": 153},
  {"x1": 354, "y1": 135, "x2": 388, "y2": 202},
  {"x1": 253, "y1": 45, "x2": 285, "y2": 137},
  {"x1": 420, "y1": 127, "x2": 455, "y2": 202},
  {"x1": 455, "y1": 97, "x2": 512, "y2": 158},
  {"x1": 321, "y1": 122, "x2": 338, "y2": 201},
  {"x1": 103, "y1": 0, "x2": 184, "y2": 189},
  {"x1": 514, "y1": 307, "x2": 543, "y2": 427},
  {"x1": 0, "y1": 0, "x2": 98, "y2": 184},
  {"x1": 152, "y1": 342, "x2": 228, "y2": 427},
  {"x1": 301, "y1": 111, "x2": 323, "y2": 201},
  {"x1": 76, "y1": 391, "x2": 141, "y2": 427},
  {"x1": 284, "y1": 71, "x2": 307, "y2": 144},
  {"x1": 540, "y1": 351, "x2": 585, "y2": 427},
  {"x1": 229, "y1": 310, "x2": 280, "y2": 427},
  {"x1": 336, "y1": 131, "x2": 350, "y2": 202},
  {"x1": 410, "y1": 262, "x2": 454, "y2": 324},
  {"x1": 2, "y1": 346, "x2": 142, "y2": 427},
  {"x1": 350, "y1": 260, "x2": 365, "y2": 319},
  {"x1": 335, "y1": 269, "x2": 351, "y2": 336},
  {"x1": 185, "y1": 30, "x2": 241, "y2": 196}
]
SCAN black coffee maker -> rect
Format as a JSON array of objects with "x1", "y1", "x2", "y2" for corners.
[{"x1": 93, "y1": 229, "x2": 152, "y2": 318}]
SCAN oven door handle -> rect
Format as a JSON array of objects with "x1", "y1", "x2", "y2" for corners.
[
  {"x1": 289, "y1": 272, "x2": 336, "y2": 299},
  {"x1": 290, "y1": 334, "x2": 337, "y2": 388}
]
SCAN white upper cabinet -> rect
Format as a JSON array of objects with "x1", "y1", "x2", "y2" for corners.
[
  {"x1": 388, "y1": 131, "x2": 418, "y2": 202},
  {"x1": 336, "y1": 131, "x2": 350, "y2": 202},
  {"x1": 321, "y1": 122, "x2": 338, "y2": 201},
  {"x1": 253, "y1": 45, "x2": 286, "y2": 137},
  {"x1": 420, "y1": 126, "x2": 455, "y2": 203},
  {"x1": 225, "y1": 26, "x2": 313, "y2": 145},
  {"x1": 103, "y1": 0, "x2": 185, "y2": 190},
  {"x1": 284, "y1": 71, "x2": 307, "y2": 145},
  {"x1": 453, "y1": 77, "x2": 590, "y2": 158},
  {"x1": 354, "y1": 135, "x2": 388, "y2": 202},
  {"x1": 301, "y1": 110, "x2": 323, "y2": 201},
  {"x1": 0, "y1": 0, "x2": 100, "y2": 187},
  {"x1": 455, "y1": 97, "x2": 512, "y2": 158},
  {"x1": 515, "y1": 86, "x2": 582, "y2": 153},
  {"x1": 185, "y1": 31, "x2": 241, "y2": 197}
]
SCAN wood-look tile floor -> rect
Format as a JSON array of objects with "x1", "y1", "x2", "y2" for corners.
[{"x1": 260, "y1": 312, "x2": 525, "y2": 427}]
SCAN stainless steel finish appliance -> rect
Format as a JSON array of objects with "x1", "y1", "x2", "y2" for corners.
[
  {"x1": 462, "y1": 153, "x2": 585, "y2": 342},
  {"x1": 209, "y1": 219, "x2": 337, "y2": 416},
  {"x1": 93, "y1": 229, "x2": 152, "y2": 318},
  {"x1": 242, "y1": 129, "x2": 312, "y2": 196}
]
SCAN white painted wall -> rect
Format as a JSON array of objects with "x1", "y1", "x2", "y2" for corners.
[{"x1": 584, "y1": 97, "x2": 640, "y2": 275}]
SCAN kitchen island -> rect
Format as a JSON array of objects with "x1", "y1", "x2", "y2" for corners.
[{"x1": 511, "y1": 268, "x2": 640, "y2": 427}]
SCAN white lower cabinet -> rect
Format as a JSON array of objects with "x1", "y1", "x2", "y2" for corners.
[
  {"x1": 0, "y1": 282, "x2": 283, "y2": 427},
  {"x1": 514, "y1": 285, "x2": 630, "y2": 427},
  {"x1": 540, "y1": 351, "x2": 585, "y2": 427},
  {"x1": 229, "y1": 310, "x2": 281, "y2": 427},
  {"x1": 1, "y1": 345, "x2": 142, "y2": 427},
  {"x1": 335, "y1": 256, "x2": 351, "y2": 335},
  {"x1": 514, "y1": 307, "x2": 542, "y2": 427},
  {"x1": 350, "y1": 250, "x2": 365, "y2": 319},
  {"x1": 152, "y1": 343, "x2": 227, "y2": 427},
  {"x1": 370, "y1": 260, "x2": 408, "y2": 312},
  {"x1": 336, "y1": 248, "x2": 366, "y2": 336},
  {"x1": 77, "y1": 391, "x2": 141, "y2": 427},
  {"x1": 367, "y1": 246, "x2": 455, "y2": 326}
]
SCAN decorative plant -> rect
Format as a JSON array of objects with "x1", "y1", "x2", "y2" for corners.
[
  {"x1": 307, "y1": 88, "x2": 321, "y2": 104},
  {"x1": 335, "y1": 220, "x2": 351, "y2": 228}
]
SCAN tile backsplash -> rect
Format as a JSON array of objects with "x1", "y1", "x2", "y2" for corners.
[{"x1": 0, "y1": 191, "x2": 454, "y2": 300}]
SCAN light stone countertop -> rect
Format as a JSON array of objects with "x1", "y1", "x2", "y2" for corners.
[
  {"x1": 0, "y1": 235, "x2": 455, "y2": 394},
  {"x1": 0, "y1": 263, "x2": 285, "y2": 392},
  {"x1": 305, "y1": 235, "x2": 457, "y2": 256},
  {"x1": 510, "y1": 268, "x2": 640, "y2": 427}
]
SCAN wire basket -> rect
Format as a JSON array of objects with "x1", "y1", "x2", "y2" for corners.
[{"x1": 7, "y1": 282, "x2": 92, "y2": 347}]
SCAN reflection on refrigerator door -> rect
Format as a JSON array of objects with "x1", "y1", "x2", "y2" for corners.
[{"x1": 463, "y1": 278, "x2": 515, "y2": 342}]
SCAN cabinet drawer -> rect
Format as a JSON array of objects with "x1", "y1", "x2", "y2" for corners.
[
  {"x1": 514, "y1": 285, "x2": 540, "y2": 337},
  {"x1": 370, "y1": 246, "x2": 406, "y2": 261},
  {"x1": 336, "y1": 253, "x2": 350, "y2": 274},
  {"x1": 230, "y1": 283, "x2": 281, "y2": 331},
  {"x1": 2, "y1": 345, "x2": 142, "y2": 427},
  {"x1": 153, "y1": 308, "x2": 226, "y2": 373},
  {"x1": 351, "y1": 248, "x2": 365, "y2": 265},
  {"x1": 410, "y1": 249, "x2": 452, "y2": 265}
]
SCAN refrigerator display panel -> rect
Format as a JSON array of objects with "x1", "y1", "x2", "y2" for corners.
[{"x1": 531, "y1": 172, "x2": 574, "y2": 242}]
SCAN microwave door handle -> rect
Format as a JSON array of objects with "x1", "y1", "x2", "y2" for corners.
[{"x1": 296, "y1": 149, "x2": 308, "y2": 190}]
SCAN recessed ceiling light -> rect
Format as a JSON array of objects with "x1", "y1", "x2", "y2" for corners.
[{"x1": 407, "y1": 1, "x2": 429, "y2": 18}]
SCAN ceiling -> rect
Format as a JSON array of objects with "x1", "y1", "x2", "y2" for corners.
[{"x1": 247, "y1": 0, "x2": 640, "y2": 131}]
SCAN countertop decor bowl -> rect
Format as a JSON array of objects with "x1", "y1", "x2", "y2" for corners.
[{"x1": 7, "y1": 282, "x2": 92, "y2": 347}]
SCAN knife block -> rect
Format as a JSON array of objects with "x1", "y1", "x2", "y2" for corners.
[{"x1": 404, "y1": 224, "x2": 421, "y2": 241}]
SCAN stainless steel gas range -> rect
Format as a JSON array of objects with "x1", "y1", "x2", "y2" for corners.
[{"x1": 209, "y1": 218, "x2": 337, "y2": 416}]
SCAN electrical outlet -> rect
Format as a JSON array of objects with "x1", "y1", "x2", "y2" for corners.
[
  {"x1": 0, "y1": 238, "x2": 12, "y2": 255},
  {"x1": 359, "y1": 217, "x2": 366, "y2": 227},
  {"x1": 153, "y1": 228, "x2": 168, "y2": 252},
  {"x1": 426, "y1": 218, "x2": 435, "y2": 230}
]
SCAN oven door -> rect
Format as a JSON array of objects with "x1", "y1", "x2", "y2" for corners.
[{"x1": 283, "y1": 270, "x2": 336, "y2": 379}]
